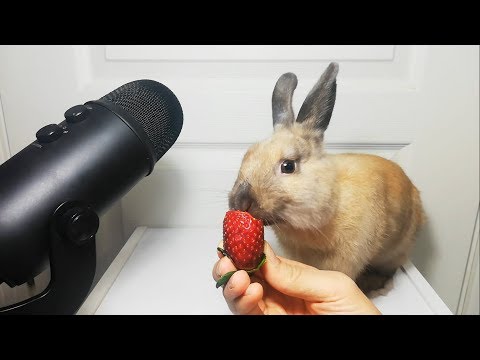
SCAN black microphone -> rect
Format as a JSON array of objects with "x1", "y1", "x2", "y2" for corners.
[{"x1": 0, "y1": 80, "x2": 183, "y2": 312}]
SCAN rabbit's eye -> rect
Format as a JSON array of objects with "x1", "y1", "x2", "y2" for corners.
[{"x1": 281, "y1": 160, "x2": 296, "y2": 174}]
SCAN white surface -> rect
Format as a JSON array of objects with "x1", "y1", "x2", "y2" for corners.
[
  {"x1": 94, "y1": 228, "x2": 231, "y2": 315},
  {"x1": 0, "y1": 45, "x2": 478, "y2": 313},
  {"x1": 77, "y1": 227, "x2": 148, "y2": 315},
  {"x1": 90, "y1": 228, "x2": 451, "y2": 315}
]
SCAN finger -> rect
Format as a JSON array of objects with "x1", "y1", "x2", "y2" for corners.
[
  {"x1": 232, "y1": 282, "x2": 264, "y2": 315},
  {"x1": 261, "y1": 241, "x2": 317, "y2": 272},
  {"x1": 223, "y1": 270, "x2": 249, "y2": 302},
  {"x1": 212, "y1": 255, "x2": 237, "y2": 282},
  {"x1": 261, "y1": 241, "x2": 353, "y2": 301},
  {"x1": 223, "y1": 271, "x2": 263, "y2": 315}
]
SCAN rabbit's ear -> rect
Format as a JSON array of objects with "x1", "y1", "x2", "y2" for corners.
[
  {"x1": 272, "y1": 73, "x2": 298, "y2": 128},
  {"x1": 296, "y1": 62, "x2": 338, "y2": 131}
]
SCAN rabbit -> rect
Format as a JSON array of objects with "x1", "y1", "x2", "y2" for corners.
[{"x1": 228, "y1": 62, "x2": 426, "y2": 294}]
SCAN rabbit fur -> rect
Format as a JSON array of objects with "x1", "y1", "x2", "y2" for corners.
[{"x1": 228, "y1": 63, "x2": 426, "y2": 293}]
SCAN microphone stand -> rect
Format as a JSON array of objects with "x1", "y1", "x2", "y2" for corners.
[{"x1": 0, "y1": 201, "x2": 98, "y2": 315}]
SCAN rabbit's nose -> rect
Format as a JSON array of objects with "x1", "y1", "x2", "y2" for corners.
[
  {"x1": 229, "y1": 181, "x2": 256, "y2": 212},
  {"x1": 239, "y1": 197, "x2": 254, "y2": 212}
]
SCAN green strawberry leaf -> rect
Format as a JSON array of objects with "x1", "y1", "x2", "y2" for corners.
[
  {"x1": 215, "y1": 271, "x2": 236, "y2": 288},
  {"x1": 217, "y1": 247, "x2": 229, "y2": 258},
  {"x1": 215, "y1": 253, "x2": 267, "y2": 288}
]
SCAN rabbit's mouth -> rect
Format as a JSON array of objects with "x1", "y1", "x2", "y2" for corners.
[{"x1": 254, "y1": 213, "x2": 286, "y2": 227}]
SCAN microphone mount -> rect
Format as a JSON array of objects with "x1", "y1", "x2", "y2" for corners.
[{"x1": 0, "y1": 201, "x2": 98, "y2": 314}]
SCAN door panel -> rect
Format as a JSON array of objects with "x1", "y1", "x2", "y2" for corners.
[{"x1": 0, "y1": 95, "x2": 9, "y2": 163}]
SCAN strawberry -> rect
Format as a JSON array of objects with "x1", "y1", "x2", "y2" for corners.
[{"x1": 216, "y1": 210, "x2": 266, "y2": 288}]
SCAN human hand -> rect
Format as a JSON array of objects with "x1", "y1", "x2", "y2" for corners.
[{"x1": 212, "y1": 241, "x2": 381, "y2": 315}]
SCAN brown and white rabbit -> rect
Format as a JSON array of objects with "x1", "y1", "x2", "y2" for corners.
[{"x1": 228, "y1": 62, "x2": 425, "y2": 293}]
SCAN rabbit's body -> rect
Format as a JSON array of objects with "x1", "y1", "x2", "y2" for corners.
[
  {"x1": 228, "y1": 63, "x2": 425, "y2": 293},
  {"x1": 272, "y1": 152, "x2": 425, "y2": 291}
]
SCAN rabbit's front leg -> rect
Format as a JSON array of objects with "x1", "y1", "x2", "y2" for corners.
[{"x1": 355, "y1": 268, "x2": 396, "y2": 294}]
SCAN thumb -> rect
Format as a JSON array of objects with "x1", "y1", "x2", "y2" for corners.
[{"x1": 261, "y1": 241, "x2": 349, "y2": 301}]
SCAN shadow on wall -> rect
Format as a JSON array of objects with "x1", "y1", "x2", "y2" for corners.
[
  {"x1": 411, "y1": 218, "x2": 437, "y2": 279},
  {"x1": 94, "y1": 202, "x2": 125, "y2": 284},
  {"x1": 121, "y1": 161, "x2": 188, "y2": 239}
]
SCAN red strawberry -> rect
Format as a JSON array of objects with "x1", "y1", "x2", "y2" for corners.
[
  {"x1": 223, "y1": 210, "x2": 264, "y2": 270},
  {"x1": 216, "y1": 210, "x2": 266, "y2": 288}
]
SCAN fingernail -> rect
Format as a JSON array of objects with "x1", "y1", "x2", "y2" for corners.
[
  {"x1": 264, "y1": 242, "x2": 279, "y2": 266},
  {"x1": 216, "y1": 257, "x2": 229, "y2": 278}
]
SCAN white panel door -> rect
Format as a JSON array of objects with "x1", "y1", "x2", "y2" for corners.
[
  {"x1": 0, "y1": 45, "x2": 478, "y2": 313},
  {"x1": 0, "y1": 95, "x2": 9, "y2": 163}
]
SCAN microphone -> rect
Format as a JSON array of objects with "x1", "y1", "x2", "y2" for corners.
[{"x1": 0, "y1": 80, "x2": 183, "y2": 313}]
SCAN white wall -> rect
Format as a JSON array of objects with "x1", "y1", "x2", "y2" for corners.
[
  {"x1": 404, "y1": 46, "x2": 479, "y2": 313},
  {"x1": 0, "y1": 45, "x2": 478, "y2": 313}
]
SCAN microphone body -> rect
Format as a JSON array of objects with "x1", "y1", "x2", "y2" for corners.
[{"x1": 0, "y1": 80, "x2": 183, "y2": 287}]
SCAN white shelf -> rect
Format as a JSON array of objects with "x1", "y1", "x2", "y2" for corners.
[{"x1": 78, "y1": 227, "x2": 452, "y2": 315}]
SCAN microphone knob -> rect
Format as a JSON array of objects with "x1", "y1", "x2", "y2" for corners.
[
  {"x1": 36, "y1": 124, "x2": 64, "y2": 143},
  {"x1": 64, "y1": 105, "x2": 89, "y2": 124},
  {"x1": 61, "y1": 206, "x2": 99, "y2": 246}
]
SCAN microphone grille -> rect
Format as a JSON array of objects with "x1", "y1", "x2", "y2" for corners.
[{"x1": 100, "y1": 80, "x2": 183, "y2": 162}]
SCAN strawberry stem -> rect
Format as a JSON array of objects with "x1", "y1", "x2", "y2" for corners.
[
  {"x1": 246, "y1": 253, "x2": 267, "y2": 275},
  {"x1": 217, "y1": 247, "x2": 229, "y2": 258},
  {"x1": 215, "y1": 254, "x2": 267, "y2": 289}
]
